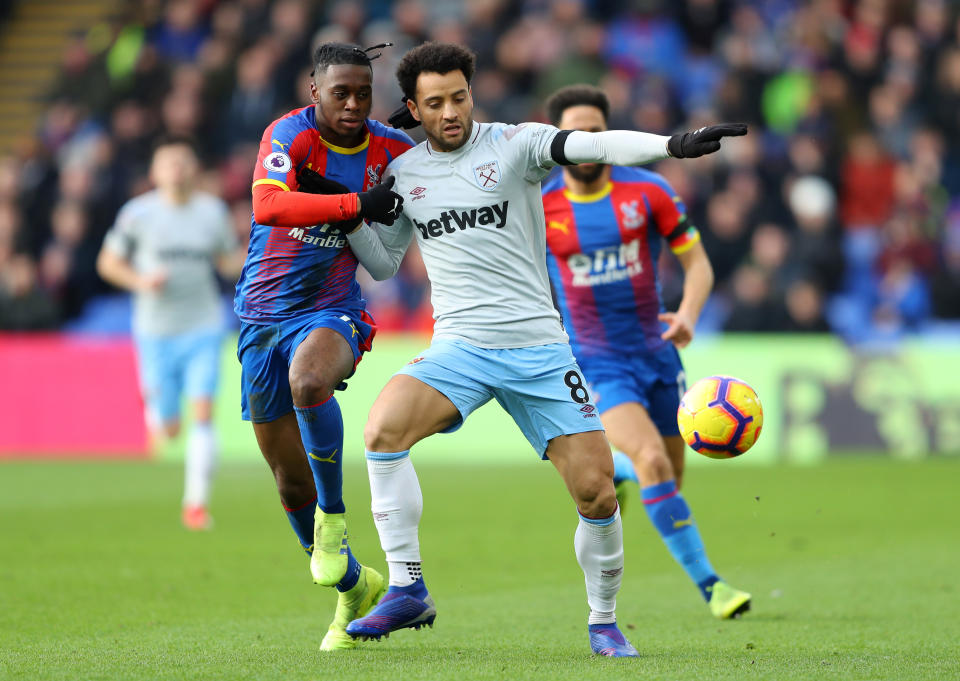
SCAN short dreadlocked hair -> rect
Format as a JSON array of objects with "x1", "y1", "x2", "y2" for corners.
[
  {"x1": 396, "y1": 42, "x2": 476, "y2": 101},
  {"x1": 545, "y1": 85, "x2": 610, "y2": 126},
  {"x1": 311, "y1": 42, "x2": 376, "y2": 77}
]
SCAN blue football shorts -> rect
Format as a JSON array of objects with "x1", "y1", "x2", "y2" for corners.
[
  {"x1": 134, "y1": 326, "x2": 224, "y2": 426},
  {"x1": 396, "y1": 338, "x2": 605, "y2": 458},
  {"x1": 577, "y1": 344, "x2": 686, "y2": 437},
  {"x1": 237, "y1": 308, "x2": 376, "y2": 423}
]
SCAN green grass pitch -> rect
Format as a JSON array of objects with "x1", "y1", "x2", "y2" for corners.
[{"x1": 1, "y1": 457, "x2": 958, "y2": 681}]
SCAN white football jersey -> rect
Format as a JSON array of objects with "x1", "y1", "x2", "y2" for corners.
[
  {"x1": 103, "y1": 190, "x2": 237, "y2": 336},
  {"x1": 376, "y1": 121, "x2": 568, "y2": 349}
]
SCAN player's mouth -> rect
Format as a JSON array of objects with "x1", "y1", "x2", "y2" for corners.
[
  {"x1": 442, "y1": 123, "x2": 462, "y2": 136},
  {"x1": 340, "y1": 118, "x2": 363, "y2": 129}
]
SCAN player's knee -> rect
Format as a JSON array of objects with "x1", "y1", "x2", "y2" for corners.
[
  {"x1": 629, "y1": 443, "x2": 673, "y2": 485},
  {"x1": 363, "y1": 414, "x2": 404, "y2": 454},
  {"x1": 274, "y1": 469, "x2": 316, "y2": 508},
  {"x1": 288, "y1": 370, "x2": 335, "y2": 407},
  {"x1": 574, "y1": 468, "x2": 618, "y2": 518},
  {"x1": 160, "y1": 421, "x2": 180, "y2": 440}
]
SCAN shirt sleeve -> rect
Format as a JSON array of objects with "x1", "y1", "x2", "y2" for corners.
[
  {"x1": 250, "y1": 118, "x2": 360, "y2": 226},
  {"x1": 645, "y1": 176, "x2": 701, "y2": 255},
  {"x1": 501, "y1": 122, "x2": 563, "y2": 183},
  {"x1": 101, "y1": 203, "x2": 138, "y2": 259},
  {"x1": 251, "y1": 119, "x2": 304, "y2": 192},
  {"x1": 346, "y1": 215, "x2": 413, "y2": 281}
]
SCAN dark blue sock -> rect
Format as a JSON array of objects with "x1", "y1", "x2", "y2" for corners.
[
  {"x1": 642, "y1": 480, "x2": 719, "y2": 601},
  {"x1": 336, "y1": 548, "x2": 361, "y2": 592},
  {"x1": 386, "y1": 577, "x2": 428, "y2": 600},
  {"x1": 294, "y1": 397, "x2": 345, "y2": 514},
  {"x1": 283, "y1": 496, "x2": 317, "y2": 553}
]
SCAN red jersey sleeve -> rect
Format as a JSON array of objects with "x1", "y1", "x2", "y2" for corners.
[
  {"x1": 645, "y1": 176, "x2": 701, "y2": 255},
  {"x1": 251, "y1": 113, "x2": 359, "y2": 227}
]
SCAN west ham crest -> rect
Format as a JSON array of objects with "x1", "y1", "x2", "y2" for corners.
[{"x1": 473, "y1": 160, "x2": 501, "y2": 191}]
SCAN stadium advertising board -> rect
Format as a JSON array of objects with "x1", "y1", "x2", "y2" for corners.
[{"x1": 1, "y1": 334, "x2": 956, "y2": 461}]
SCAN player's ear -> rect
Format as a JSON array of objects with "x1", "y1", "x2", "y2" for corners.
[
  {"x1": 406, "y1": 97, "x2": 421, "y2": 122},
  {"x1": 309, "y1": 80, "x2": 320, "y2": 105}
]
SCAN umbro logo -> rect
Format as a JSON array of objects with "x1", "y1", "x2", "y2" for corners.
[
  {"x1": 410, "y1": 186, "x2": 427, "y2": 201},
  {"x1": 579, "y1": 404, "x2": 596, "y2": 414}
]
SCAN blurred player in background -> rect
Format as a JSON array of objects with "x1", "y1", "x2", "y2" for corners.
[
  {"x1": 233, "y1": 42, "x2": 411, "y2": 650},
  {"x1": 97, "y1": 135, "x2": 243, "y2": 531},
  {"x1": 340, "y1": 42, "x2": 746, "y2": 655},
  {"x1": 541, "y1": 84, "x2": 751, "y2": 619}
]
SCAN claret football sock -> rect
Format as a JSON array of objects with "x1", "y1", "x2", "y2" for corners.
[
  {"x1": 295, "y1": 396, "x2": 345, "y2": 514},
  {"x1": 641, "y1": 480, "x2": 719, "y2": 600},
  {"x1": 575, "y1": 506, "x2": 624, "y2": 619},
  {"x1": 282, "y1": 494, "x2": 318, "y2": 553}
]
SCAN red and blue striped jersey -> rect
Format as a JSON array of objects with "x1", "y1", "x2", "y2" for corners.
[
  {"x1": 234, "y1": 106, "x2": 414, "y2": 323},
  {"x1": 541, "y1": 166, "x2": 700, "y2": 357}
]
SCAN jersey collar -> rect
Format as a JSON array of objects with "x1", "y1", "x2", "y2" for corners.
[
  {"x1": 563, "y1": 181, "x2": 613, "y2": 203},
  {"x1": 317, "y1": 121, "x2": 371, "y2": 155}
]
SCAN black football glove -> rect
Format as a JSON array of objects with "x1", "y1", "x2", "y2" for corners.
[
  {"x1": 388, "y1": 97, "x2": 420, "y2": 130},
  {"x1": 358, "y1": 175, "x2": 403, "y2": 225},
  {"x1": 667, "y1": 123, "x2": 747, "y2": 158},
  {"x1": 296, "y1": 168, "x2": 361, "y2": 233}
]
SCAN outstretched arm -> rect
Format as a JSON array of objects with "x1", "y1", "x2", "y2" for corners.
[{"x1": 556, "y1": 124, "x2": 748, "y2": 166}]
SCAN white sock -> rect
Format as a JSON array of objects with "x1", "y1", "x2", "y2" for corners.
[
  {"x1": 366, "y1": 451, "x2": 422, "y2": 586},
  {"x1": 387, "y1": 560, "x2": 423, "y2": 586},
  {"x1": 575, "y1": 507, "x2": 623, "y2": 624},
  {"x1": 184, "y1": 422, "x2": 217, "y2": 507}
]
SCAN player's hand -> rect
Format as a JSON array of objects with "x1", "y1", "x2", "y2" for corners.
[
  {"x1": 667, "y1": 124, "x2": 747, "y2": 158},
  {"x1": 358, "y1": 176, "x2": 404, "y2": 225},
  {"x1": 139, "y1": 270, "x2": 167, "y2": 293},
  {"x1": 297, "y1": 168, "x2": 362, "y2": 233},
  {"x1": 296, "y1": 167, "x2": 349, "y2": 195},
  {"x1": 388, "y1": 97, "x2": 420, "y2": 130},
  {"x1": 659, "y1": 311, "x2": 694, "y2": 348}
]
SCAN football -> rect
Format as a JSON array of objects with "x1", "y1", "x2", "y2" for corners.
[{"x1": 677, "y1": 376, "x2": 763, "y2": 458}]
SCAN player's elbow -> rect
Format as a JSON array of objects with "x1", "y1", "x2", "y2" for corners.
[
  {"x1": 364, "y1": 260, "x2": 401, "y2": 281},
  {"x1": 252, "y1": 202, "x2": 279, "y2": 226}
]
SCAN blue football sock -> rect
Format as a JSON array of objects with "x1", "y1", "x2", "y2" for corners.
[
  {"x1": 385, "y1": 577, "x2": 428, "y2": 600},
  {"x1": 612, "y1": 451, "x2": 639, "y2": 485},
  {"x1": 294, "y1": 397, "x2": 345, "y2": 514},
  {"x1": 283, "y1": 495, "x2": 317, "y2": 553},
  {"x1": 336, "y1": 548, "x2": 361, "y2": 592},
  {"x1": 642, "y1": 480, "x2": 719, "y2": 600}
]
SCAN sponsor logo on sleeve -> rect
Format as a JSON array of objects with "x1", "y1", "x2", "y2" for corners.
[
  {"x1": 263, "y1": 152, "x2": 292, "y2": 173},
  {"x1": 473, "y1": 160, "x2": 501, "y2": 191}
]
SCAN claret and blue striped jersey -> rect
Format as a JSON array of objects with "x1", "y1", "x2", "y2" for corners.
[
  {"x1": 234, "y1": 106, "x2": 414, "y2": 323},
  {"x1": 541, "y1": 165, "x2": 701, "y2": 357}
]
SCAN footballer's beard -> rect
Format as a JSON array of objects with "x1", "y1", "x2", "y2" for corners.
[
  {"x1": 567, "y1": 163, "x2": 607, "y2": 184},
  {"x1": 428, "y1": 115, "x2": 473, "y2": 152}
]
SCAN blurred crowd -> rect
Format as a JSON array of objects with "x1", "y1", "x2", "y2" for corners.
[{"x1": 0, "y1": 0, "x2": 958, "y2": 343}]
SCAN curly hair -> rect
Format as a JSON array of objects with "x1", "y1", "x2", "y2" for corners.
[
  {"x1": 545, "y1": 85, "x2": 610, "y2": 126},
  {"x1": 396, "y1": 42, "x2": 476, "y2": 101}
]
